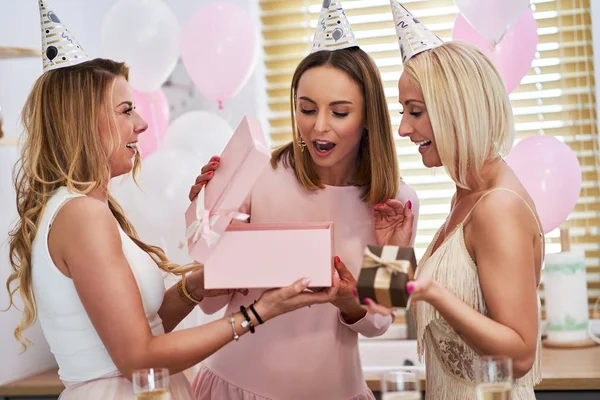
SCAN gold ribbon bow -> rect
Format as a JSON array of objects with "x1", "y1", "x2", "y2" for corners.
[
  {"x1": 363, "y1": 246, "x2": 414, "y2": 308},
  {"x1": 363, "y1": 246, "x2": 413, "y2": 275}
]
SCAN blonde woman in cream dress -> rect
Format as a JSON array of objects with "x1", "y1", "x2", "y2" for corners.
[{"x1": 396, "y1": 40, "x2": 543, "y2": 400}]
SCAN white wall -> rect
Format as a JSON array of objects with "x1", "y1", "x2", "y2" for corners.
[{"x1": 0, "y1": 0, "x2": 264, "y2": 385}]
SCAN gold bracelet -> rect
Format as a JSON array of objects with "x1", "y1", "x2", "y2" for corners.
[
  {"x1": 229, "y1": 313, "x2": 240, "y2": 341},
  {"x1": 177, "y1": 275, "x2": 203, "y2": 306}
]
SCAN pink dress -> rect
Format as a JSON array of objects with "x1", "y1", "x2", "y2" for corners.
[
  {"x1": 59, "y1": 371, "x2": 193, "y2": 399},
  {"x1": 192, "y1": 164, "x2": 419, "y2": 400}
]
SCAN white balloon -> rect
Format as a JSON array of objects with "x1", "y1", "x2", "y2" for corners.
[
  {"x1": 139, "y1": 148, "x2": 203, "y2": 214},
  {"x1": 110, "y1": 174, "x2": 194, "y2": 266},
  {"x1": 163, "y1": 111, "x2": 234, "y2": 161},
  {"x1": 101, "y1": 0, "x2": 180, "y2": 93},
  {"x1": 454, "y1": 0, "x2": 531, "y2": 42},
  {"x1": 110, "y1": 150, "x2": 204, "y2": 264},
  {"x1": 139, "y1": 148, "x2": 203, "y2": 253},
  {"x1": 109, "y1": 175, "x2": 161, "y2": 244}
]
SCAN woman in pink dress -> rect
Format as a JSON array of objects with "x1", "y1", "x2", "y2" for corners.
[
  {"x1": 189, "y1": 2, "x2": 419, "y2": 399},
  {"x1": 5, "y1": 3, "x2": 335, "y2": 399}
]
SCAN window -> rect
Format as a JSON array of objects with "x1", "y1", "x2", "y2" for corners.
[{"x1": 259, "y1": 0, "x2": 599, "y2": 317}]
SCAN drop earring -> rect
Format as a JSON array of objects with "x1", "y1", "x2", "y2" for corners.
[{"x1": 298, "y1": 137, "x2": 307, "y2": 153}]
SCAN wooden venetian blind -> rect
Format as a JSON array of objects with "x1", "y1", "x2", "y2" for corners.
[{"x1": 259, "y1": 0, "x2": 600, "y2": 316}]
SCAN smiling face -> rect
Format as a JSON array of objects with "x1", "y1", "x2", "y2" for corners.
[
  {"x1": 295, "y1": 65, "x2": 366, "y2": 177},
  {"x1": 397, "y1": 71, "x2": 441, "y2": 168},
  {"x1": 98, "y1": 76, "x2": 148, "y2": 178}
]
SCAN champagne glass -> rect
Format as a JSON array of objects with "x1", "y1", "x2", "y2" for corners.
[
  {"x1": 0, "y1": 104, "x2": 4, "y2": 139},
  {"x1": 380, "y1": 370, "x2": 421, "y2": 400},
  {"x1": 132, "y1": 368, "x2": 171, "y2": 400},
  {"x1": 474, "y1": 356, "x2": 513, "y2": 400}
]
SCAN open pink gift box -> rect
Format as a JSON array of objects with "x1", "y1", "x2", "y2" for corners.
[
  {"x1": 204, "y1": 222, "x2": 333, "y2": 289},
  {"x1": 185, "y1": 115, "x2": 333, "y2": 288}
]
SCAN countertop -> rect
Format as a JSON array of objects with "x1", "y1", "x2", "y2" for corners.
[
  {"x1": 1, "y1": 346, "x2": 599, "y2": 396},
  {"x1": 365, "y1": 345, "x2": 600, "y2": 392}
]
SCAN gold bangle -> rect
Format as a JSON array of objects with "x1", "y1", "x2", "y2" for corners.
[{"x1": 177, "y1": 275, "x2": 203, "y2": 306}]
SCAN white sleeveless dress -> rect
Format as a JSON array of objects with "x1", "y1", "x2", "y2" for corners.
[{"x1": 31, "y1": 186, "x2": 193, "y2": 399}]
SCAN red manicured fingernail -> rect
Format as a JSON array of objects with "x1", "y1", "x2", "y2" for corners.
[
  {"x1": 364, "y1": 298, "x2": 372, "y2": 305},
  {"x1": 211, "y1": 155, "x2": 220, "y2": 161},
  {"x1": 407, "y1": 200, "x2": 412, "y2": 210},
  {"x1": 352, "y1": 289, "x2": 358, "y2": 297},
  {"x1": 375, "y1": 203, "x2": 384, "y2": 208},
  {"x1": 207, "y1": 171, "x2": 213, "y2": 176},
  {"x1": 407, "y1": 283, "x2": 414, "y2": 293},
  {"x1": 211, "y1": 162, "x2": 217, "y2": 167},
  {"x1": 334, "y1": 256, "x2": 340, "y2": 263}
]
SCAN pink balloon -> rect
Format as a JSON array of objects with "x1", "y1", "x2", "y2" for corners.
[
  {"x1": 505, "y1": 135, "x2": 582, "y2": 234},
  {"x1": 453, "y1": 9, "x2": 538, "y2": 94},
  {"x1": 131, "y1": 87, "x2": 170, "y2": 159},
  {"x1": 181, "y1": 2, "x2": 258, "y2": 108}
]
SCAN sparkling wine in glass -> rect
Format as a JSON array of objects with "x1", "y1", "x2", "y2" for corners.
[
  {"x1": 474, "y1": 356, "x2": 513, "y2": 400},
  {"x1": 133, "y1": 368, "x2": 171, "y2": 400},
  {"x1": 380, "y1": 370, "x2": 421, "y2": 400}
]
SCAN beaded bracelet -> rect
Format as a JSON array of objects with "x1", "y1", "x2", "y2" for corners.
[
  {"x1": 249, "y1": 303, "x2": 264, "y2": 324},
  {"x1": 240, "y1": 305, "x2": 255, "y2": 334}
]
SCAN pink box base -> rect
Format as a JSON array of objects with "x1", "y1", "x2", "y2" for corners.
[{"x1": 204, "y1": 222, "x2": 334, "y2": 289}]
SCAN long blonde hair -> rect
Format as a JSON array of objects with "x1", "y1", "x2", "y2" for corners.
[
  {"x1": 272, "y1": 47, "x2": 400, "y2": 205},
  {"x1": 403, "y1": 41, "x2": 514, "y2": 188},
  {"x1": 5, "y1": 58, "x2": 191, "y2": 350}
]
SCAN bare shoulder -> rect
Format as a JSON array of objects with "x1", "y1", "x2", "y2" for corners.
[
  {"x1": 48, "y1": 195, "x2": 124, "y2": 276},
  {"x1": 469, "y1": 188, "x2": 539, "y2": 238},
  {"x1": 51, "y1": 196, "x2": 122, "y2": 255},
  {"x1": 54, "y1": 196, "x2": 115, "y2": 230}
]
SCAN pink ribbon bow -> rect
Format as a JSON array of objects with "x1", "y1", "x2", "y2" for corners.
[{"x1": 185, "y1": 194, "x2": 249, "y2": 248}]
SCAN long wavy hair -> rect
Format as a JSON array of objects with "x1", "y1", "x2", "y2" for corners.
[
  {"x1": 5, "y1": 58, "x2": 192, "y2": 351},
  {"x1": 272, "y1": 47, "x2": 400, "y2": 205}
]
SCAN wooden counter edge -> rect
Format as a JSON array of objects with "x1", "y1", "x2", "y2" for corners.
[
  {"x1": 365, "y1": 376, "x2": 600, "y2": 392},
  {"x1": 2, "y1": 368, "x2": 599, "y2": 396},
  {"x1": 0, "y1": 369, "x2": 64, "y2": 396}
]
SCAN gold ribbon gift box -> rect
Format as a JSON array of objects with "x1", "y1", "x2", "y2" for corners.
[{"x1": 357, "y1": 245, "x2": 417, "y2": 308}]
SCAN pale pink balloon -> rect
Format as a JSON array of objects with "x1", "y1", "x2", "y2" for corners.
[
  {"x1": 181, "y1": 2, "x2": 258, "y2": 108},
  {"x1": 505, "y1": 135, "x2": 582, "y2": 234},
  {"x1": 453, "y1": 9, "x2": 538, "y2": 94},
  {"x1": 131, "y1": 87, "x2": 170, "y2": 159},
  {"x1": 454, "y1": 0, "x2": 531, "y2": 42}
]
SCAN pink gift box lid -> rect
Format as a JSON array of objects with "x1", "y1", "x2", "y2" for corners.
[
  {"x1": 185, "y1": 116, "x2": 271, "y2": 263},
  {"x1": 204, "y1": 115, "x2": 270, "y2": 212}
]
